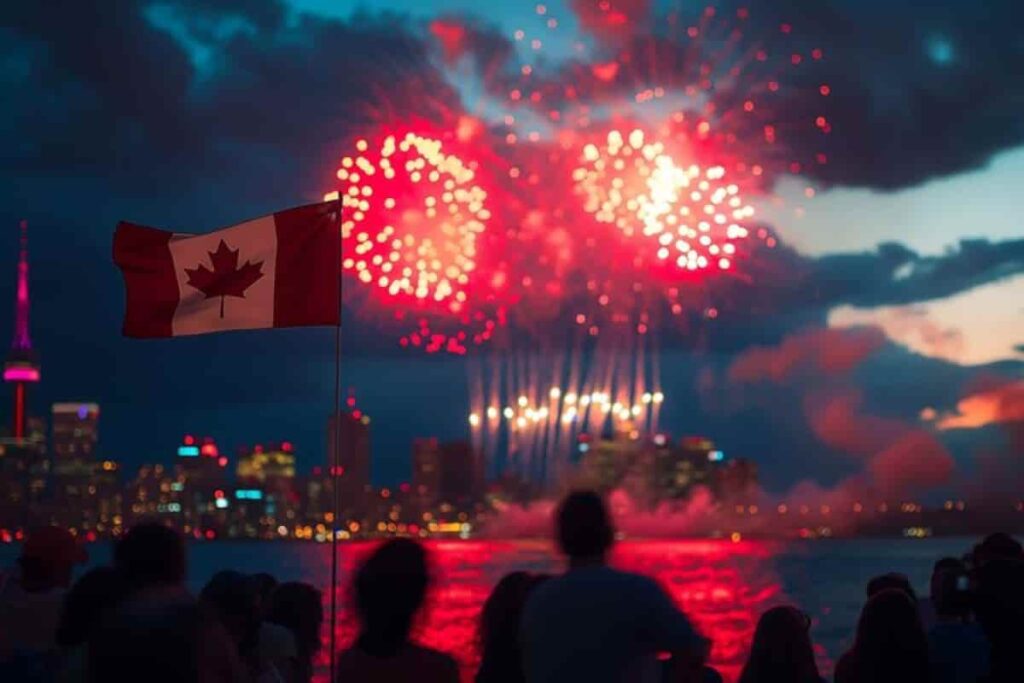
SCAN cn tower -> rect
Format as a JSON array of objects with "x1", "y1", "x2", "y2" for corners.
[{"x1": 3, "y1": 220, "x2": 40, "y2": 440}]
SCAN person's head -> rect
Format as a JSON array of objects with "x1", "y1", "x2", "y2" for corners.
[
  {"x1": 252, "y1": 572, "x2": 278, "y2": 618},
  {"x1": 866, "y1": 573, "x2": 917, "y2": 603},
  {"x1": 114, "y1": 522, "x2": 186, "y2": 590},
  {"x1": 738, "y1": 606, "x2": 820, "y2": 683},
  {"x1": 56, "y1": 567, "x2": 126, "y2": 648},
  {"x1": 267, "y1": 581, "x2": 323, "y2": 659},
  {"x1": 556, "y1": 490, "x2": 614, "y2": 563},
  {"x1": 477, "y1": 571, "x2": 551, "y2": 680},
  {"x1": 19, "y1": 526, "x2": 86, "y2": 591},
  {"x1": 973, "y1": 533, "x2": 1023, "y2": 569},
  {"x1": 851, "y1": 588, "x2": 930, "y2": 683},
  {"x1": 353, "y1": 538, "x2": 429, "y2": 656},
  {"x1": 200, "y1": 570, "x2": 260, "y2": 651}
]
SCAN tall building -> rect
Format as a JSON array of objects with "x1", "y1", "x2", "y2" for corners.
[
  {"x1": 576, "y1": 433, "x2": 641, "y2": 493},
  {"x1": 438, "y1": 440, "x2": 482, "y2": 505},
  {"x1": 3, "y1": 220, "x2": 40, "y2": 440},
  {"x1": 48, "y1": 403, "x2": 107, "y2": 532},
  {"x1": 412, "y1": 437, "x2": 441, "y2": 506},
  {"x1": 326, "y1": 411, "x2": 370, "y2": 500},
  {"x1": 411, "y1": 438, "x2": 482, "y2": 508},
  {"x1": 717, "y1": 458, "x2": 759, "y2": 500},
  {"x1": 51, "y1": 403, "x2": 100, "y2": 467},
  {"x1": 177, "y1": 434, "x2": 228, "y2": 483},
  {"x1": 649, "y1": 436, "x2": 722, "y2": 501}
]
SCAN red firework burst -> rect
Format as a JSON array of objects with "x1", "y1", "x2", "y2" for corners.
[
  {"x1": 330, "y1": 124, "x2": 509, "y2": 353},
  {"x1": 573, "y1": 126, "x2": 754, "y2": 274}
]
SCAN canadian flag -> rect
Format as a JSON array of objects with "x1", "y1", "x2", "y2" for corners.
[{"x1": 114, "y1": 201, "x2": 340, "y2": 337}]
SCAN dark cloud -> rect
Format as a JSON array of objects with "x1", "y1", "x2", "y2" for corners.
[
  {"x1": 0, "y1": 0, "x2": 461, "y2": 194},
  {"x1": 751, "y1": 0, "x2": 1024, "y2": 189},
  {"x1": 807, "y1": 238, "x2": 1024, "y2": 307},
  {"x1": 528, "y1": 0, "x2": 1024, "y2": 190},
  {"x1": 729, "y1": 236, "x2": 1024, "y2": 315}
]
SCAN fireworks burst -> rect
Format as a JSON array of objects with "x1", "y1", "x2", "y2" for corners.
[
  {"x1": 329, "y1": 126, "x2": 509, "y2": 353},
  {"x1": 573, "y1": 127, "x2": 754, "y2": 274},
  {"x1": 323, "y1": 3, "x2": 829, "y2": 354},
  {"x1": 335, "y1": 131, "x2": 490, "y2": 312}
]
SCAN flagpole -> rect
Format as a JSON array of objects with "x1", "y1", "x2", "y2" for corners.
[{"x1": 329, "y1": 197, "x2": 343, "y2": 683}]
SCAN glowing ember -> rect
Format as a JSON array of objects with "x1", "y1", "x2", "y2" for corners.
[
  {"x1": 573, "y1": 128, "x2": 753, "y2": 273},
  {"x1": 333, "y1": 131, "x2": 490, "y2": 314}
]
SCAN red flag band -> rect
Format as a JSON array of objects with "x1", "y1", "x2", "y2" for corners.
[{"x1": 114, "y1": 201, "x2": 340, "y2": 337}]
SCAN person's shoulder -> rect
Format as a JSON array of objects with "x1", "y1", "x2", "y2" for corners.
[
  {"x1": 407, "y1": 644, "x2": 459, "y2": 680},
  {"x1": 408, "y1": 643, "x2": 457, "y2": 666},
  {"x1": 603, "y1": 567, "x2": 672, "y2": 597}
]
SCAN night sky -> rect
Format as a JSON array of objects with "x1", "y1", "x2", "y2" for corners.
[{"x1": 0, "y1": 0, "x2": 1021, "y2": 496}]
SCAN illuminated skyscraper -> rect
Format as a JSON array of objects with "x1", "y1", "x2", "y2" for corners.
[
  {"x1": 576, "y1": 433, "x2": 641, "y2": 493},
  {"x1": 438, "y1": 440, "x2": 483, "y2": 505},
  {"x1": 177, "y1": 434, "x2": 228, "y2": 481},
  {"x1": 48, "y1": 403, "x2": 109, "y2": 533},
  {"x1": 3, "y1": 221, "x2": 40, "y2": 440},
  {"x1": 327, "y1": 411, "x2": 370, "y2": 499},
  {"x1": 236, "y1": 442, "x2": 296, "y2": 484},
  {"x1": 412, "y1": 437, "x2": 441, "y2": 505},
  {"x1": 412, "y1": 438, "x2": 482, "y2": 507},
  {"x1": 51, "y1": 403, "x2": 100, "y2": 465}
]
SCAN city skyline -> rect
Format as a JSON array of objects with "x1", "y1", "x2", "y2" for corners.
[{"x1": 0, "y1": 0, "x2": 1020, "y2": 499}]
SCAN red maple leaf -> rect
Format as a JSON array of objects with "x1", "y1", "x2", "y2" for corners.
[{"x1": 184, "y1": 240, "x2": 264, "y2": 318}]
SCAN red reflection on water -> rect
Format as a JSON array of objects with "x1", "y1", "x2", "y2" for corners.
[{"x1": 313, "y1": 540, "x2": 784, "y2": 683}]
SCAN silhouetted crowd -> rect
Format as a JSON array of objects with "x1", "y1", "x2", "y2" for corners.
[{"x1": 1, "y1": 490, "x2": 1022, "y2": 683}]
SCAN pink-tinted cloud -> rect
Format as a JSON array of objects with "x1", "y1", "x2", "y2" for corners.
[
  {"x1": 868, "y1": 431, "x2": 955, "y2": 499},
  {"x1": 805, "y1": 391, "x2": 906, "y2": 457},
  {"x1": 728, "y1": 327, "x2": 886, "y2": 383}
]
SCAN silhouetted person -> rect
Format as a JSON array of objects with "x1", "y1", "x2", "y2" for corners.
[
  {"x1": 973, "y1": 557, "x2": 1024, "y2": 682},
  {"x1": 267, "y1": 581, "x2": 323, "y2": 683},
  {"x1": 87, "y1": 592, "x2": 245, "y2": 683},
  {"x1": 927, "y1": 557, "x2": 989, "y2": 683},
  {"x1": 834, "y1": 588, "x2": 930, "y2": 683},
  {"x1": 55, "y1": 567, "x2": 126, "y2": 682},
  {"x1": 114, "y1": 522, "x2": 186, "y2": 594},
  {"x1": 476, "y1": 571, "x2": 550, "y2": 683},
  {"x1": 336, "y1": 538, "x2": 458, "y2": 683},
  {"x1": 0, "y1": 526, "x2": 86, "y2": 671},
  {"x1": 520, "y1": 490, "x2": 708, "y2": 683},
  {"x1": 971, "y1": 533, "x2": 1023, "y2": 571},
  {"x1": 866, "y1": 572, "x2": 916, "y2": 602},
  {"x1": 253, "y1": 572, "x2": 278, "y2": 618},
  {"x1": 201, "y1": 570, "x2": 295, "y2": 682},
  {"x1": 738, "y1": 606, "x2": 823, "y2": 683}
]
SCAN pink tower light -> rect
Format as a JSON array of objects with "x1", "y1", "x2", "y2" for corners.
[{"x1": 12, "y1": 219, "x2": 31, "y2": 352}]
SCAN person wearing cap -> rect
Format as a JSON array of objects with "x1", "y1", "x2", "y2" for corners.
[{"x1": 0, "y1": 525, "x2": 87, "y2": 663}]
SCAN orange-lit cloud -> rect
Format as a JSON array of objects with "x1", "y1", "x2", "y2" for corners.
[{"x1": 936, "y1": 381, "x2": 1024, "y2": 430}]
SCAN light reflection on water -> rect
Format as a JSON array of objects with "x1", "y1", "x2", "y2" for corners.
[{"x1": 311, "y1": 539, "x2": 800, "y2": 683}]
